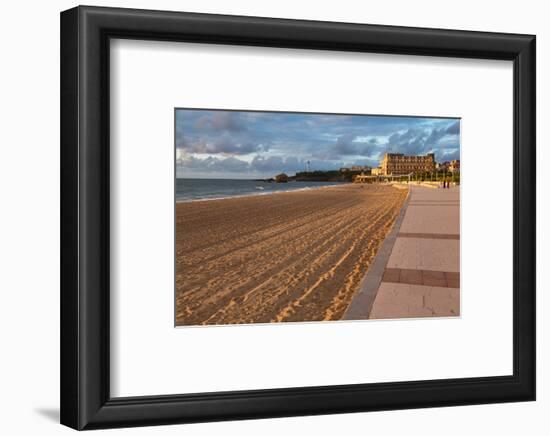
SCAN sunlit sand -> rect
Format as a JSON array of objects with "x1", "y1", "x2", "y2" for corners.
[{"x1": 175, "y1": 184, "x2": 407, "y2": 326}]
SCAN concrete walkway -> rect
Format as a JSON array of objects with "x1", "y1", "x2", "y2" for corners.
[{"x1": 344, "y1": 184, "x2": 460, "y2": 320}]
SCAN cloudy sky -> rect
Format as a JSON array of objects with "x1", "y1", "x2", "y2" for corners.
[{"x1": 176, "y1": 109, "x2": 460, "y2": 179}]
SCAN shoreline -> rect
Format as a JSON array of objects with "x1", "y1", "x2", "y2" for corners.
[
  {"x1": 175, "y1": 181, "x2": 347, "y2": 203},
  {"x1": 176, "y1": 183, "x2": 408, "y2": 326}
]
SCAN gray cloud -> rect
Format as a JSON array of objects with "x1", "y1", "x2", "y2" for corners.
[
  {"x1": 387, "y1": 129, "x2": 425, "y2": 155},
  {"x1": 250, "y1": 155, "x2": 306, "y2": 174},
  {"x1": 178, "y1": 154, "x2": 347, "y2": 176},
  {"x1": 334, "y1": 134, "x2": 359, "y2": 155},
  {"x1": 329, "y1": 133, "x2": 378, "y2": 158},
  {"x1": 386, "y1": 125, "x2": 460, "y2": 161},
  {"x1": 177, "y1": 112, "x2": 272, "y2": 156},
  {"x1": 178, "y1": 155, "x2": 250, "y2": 173},
  {"x1": 439, "y1": 149, "x2": 460, "y2": 161},
  {"x1": 180, "y1": 133, "x2": 269, "y2": 155},
  {"x1": 250, "y1": 155, "x2": 284, "y2": 173},
  {"x1": 446, "y1": 120, "x2": 460, "y2": 135},
  {"x1": 195, "y1": 112, "x2": 247, "y2": 132}
]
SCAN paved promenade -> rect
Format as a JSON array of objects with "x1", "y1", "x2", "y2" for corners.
[{"x1": 344, "y1": 184, "x2": 460, "y2": 320}]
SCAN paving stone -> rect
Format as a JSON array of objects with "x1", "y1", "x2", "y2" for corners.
[
  {"x1": 382, "y1": 268, "x2": 401, "y2": 283},
  {"x1": 367, "y1": 186, "x2": 460, "y2": 320},
  {"x1": 387, "y1": 238, "x2": 459, "y2": 272},
  {"x1": 370, "y1": 283, "x2": 460, "y2": 319}
]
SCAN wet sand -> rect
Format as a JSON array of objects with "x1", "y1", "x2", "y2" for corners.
[{"x1": 175, "y1": 184, "x2": 408, "y2": 326}]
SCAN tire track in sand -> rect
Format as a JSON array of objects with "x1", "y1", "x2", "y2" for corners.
[{"x1": 175, "y1": 184, "x2": 407, "y2": 326}]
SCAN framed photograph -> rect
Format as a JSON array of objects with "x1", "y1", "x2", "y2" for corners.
[
  {"x1": 173, "y1": 108, "x2": 460, "y2": 326},
  {"x1": 60, "y1": 6, "x2": 535, "y2": 430}
]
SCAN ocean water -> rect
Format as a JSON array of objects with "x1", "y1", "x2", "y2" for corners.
[{"x1": 176, "y1": 178, "x2": 342, "y2": 202}]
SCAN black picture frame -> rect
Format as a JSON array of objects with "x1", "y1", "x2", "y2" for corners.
[{"x1": 60, "y1": 5, "x2": 536, "y2": 430}]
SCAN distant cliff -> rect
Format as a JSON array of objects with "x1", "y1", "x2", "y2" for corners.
[
  {"x1": 290, "y1": 170, "x2": 362, "y2": 182},
  {"x1": 261, "y1": 170, "x2": 369, "y2": 183}
]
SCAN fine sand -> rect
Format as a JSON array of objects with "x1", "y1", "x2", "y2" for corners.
[{"x1": 175, "y1": 184, "x2": 408, "y2": 326}]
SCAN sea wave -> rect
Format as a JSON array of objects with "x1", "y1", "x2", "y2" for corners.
[{"x1": 176, "y1": 183, "x2": 341, "y2": 203}]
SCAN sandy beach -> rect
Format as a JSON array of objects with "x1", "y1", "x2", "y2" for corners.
[{"x1": 175, "y1": 184, "x2": 408, "y2": 326}]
